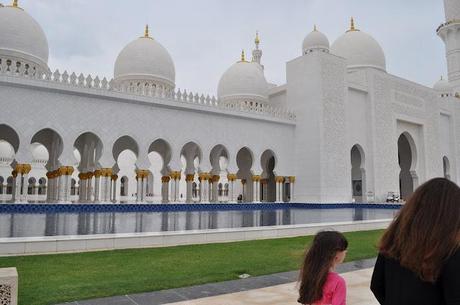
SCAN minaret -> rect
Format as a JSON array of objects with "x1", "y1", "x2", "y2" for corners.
[
  {"x1": 252, "y1": 31, "x2": 264, "y2": 69},
  {"x1": 437, "y1": 0, "x2": 460, "y2": 92}
]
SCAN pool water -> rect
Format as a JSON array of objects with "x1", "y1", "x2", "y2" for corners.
[{"x1": 0, "y1": 206, "x2": 398, "y2": 238}]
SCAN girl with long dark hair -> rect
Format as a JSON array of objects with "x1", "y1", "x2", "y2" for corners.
[
  {"x1": 298, "y1": 231, "x2": 348, "y2": 305},
  {"x1": 371, "y1": 177, "x2": 460, "y2": 305}
]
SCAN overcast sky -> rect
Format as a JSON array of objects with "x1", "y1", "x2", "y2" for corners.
[{"x1": 14, "y1": 0, "x2": 446, "y2": 95}]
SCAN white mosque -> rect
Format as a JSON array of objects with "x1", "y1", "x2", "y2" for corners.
[{"x1": 0, "y1": 0, "x2": 458, "y2": 204}]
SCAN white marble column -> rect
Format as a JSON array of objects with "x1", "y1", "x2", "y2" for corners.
[
  {"x1": 136, "y1": 171, "x2": 143, "y2": 203},
  {"x1": 252, "y1": 175, "x2": 261, "y2": 203},
  {"x1": 199, "y1": 173, "x2": 210, "y2": 203},
  {"x1": 11, "y1": 174, "x2": 19, "y2": 203},
  {"x1": 142, "y1": 175, "x2": 148, "y2": 202},
  {"x1": 57, "y1": 174, "x2": 65, "y2": 203},
  {"x1": 275, "y1": 176, "x2": 284, "y2": 203},
  {"x1": 111, "y1": 174, "x2": 118, "y2": 203},
  {"x1": 56, "y1": 166, "x2": 74, "y2": 203},
  {"x1": 94, "y1": 170, "x2": 101, "y2": 203},
  {"x1": 161, "y1": 176, "x2": 170, "y2": 203},
  {"x1": 1, "y1": 184, "x2": 5, "y2": 202},
  {"x1": 169, "y1": 171, "x2": 181, "y2": 203},
  {"x1": 78, "y1": 173, "x2": 86, "y2": 202},
  {"x1": 64, "y1": 174, "x2": 71, "y2": 203},
  {"x1": 53, "y1": 176, "x2": 59, "y2": 202},
  {"x1": 87, "y1": 173, "x2": 94, "y2": 202},
  {"x1": 20, "y1": 171, "x2": 29, "y2": 203},
  {"x1": 289, "y1": 176, "x2": 295, "y2": 202},
  {"x1": 211, "y1": 175, "x2": 219, "y2": 203},
  {"x1": 80, "y1": 173, "x2": 93, "y2": 203},
  {"x1": 227, "y1": 174, "x2": 237, "y2": 203},
  {"x1": 185, "y1": 174, "x2": 194, "y2": 203}
]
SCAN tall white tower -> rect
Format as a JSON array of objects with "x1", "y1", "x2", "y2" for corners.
[
  {"x1": 437, "y1": 0, "x2": 460, "y2": 92},
  {"x1": 252, "y1": 31, "x2": 263, "y2": 69}
]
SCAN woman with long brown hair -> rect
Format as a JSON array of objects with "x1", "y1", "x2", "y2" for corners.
[
  {"x1": 371, "y1": 177, "x2": 460, "y2": 305},
  {"x1": 298, "y1": 231, "x2": 348, "y2": 305}
]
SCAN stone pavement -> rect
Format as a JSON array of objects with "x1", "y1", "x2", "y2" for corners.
[
  {"x1": 164, "y1": 268, "x2": 379, "y2": 305},
  {"x1": 57, "y1": 258, "x2": 378, "y2": 305}
]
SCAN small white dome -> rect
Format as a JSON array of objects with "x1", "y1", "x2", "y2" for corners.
[
  {"x1": 31, "y1": 143, "x2": 49, "y2": 162},
  {"x1": 114, "y1": 27, "x2": 175, "y2": 89},
  {"x1": 0, "y1": 4, "x2": 49, "y2": 70},
  {"x1": 433, "y1": 77, "x2": 452, "y2": 95},
  {"x1": 331, "y1": 20, "x2": 386, "y2": 72},
  {"x1": 0, "y1": 140, "x2": 15, "y2": 161},
  {"x1": 303, "y1": 27, "x2": 329, "y2": 54},
  {"x1": 218, "y1": 55, "x2": 269, "y2": 103}
]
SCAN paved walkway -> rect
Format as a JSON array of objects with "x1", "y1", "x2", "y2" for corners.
[
  {"x1": 164, "y1": 268, "x2": 378, "y2": 305},
  {"x1": 57, "y1": 259, "x2": 378, "y2": 305}
]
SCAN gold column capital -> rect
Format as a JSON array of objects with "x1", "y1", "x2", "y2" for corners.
[
  {"x1": 275, "y1": 176, "x2": 285, "y2": 183},
  {"x1": 111, "y1": 174, "x2": 118, "y2": 181},
  {"x1": 212, "y1": 175, "x2": 220, "y2": 183},
  {"x1": 227, "y1": 173, "x2": 237, "y2": 181},
  {"x1": 169, "y1": 171, "x2": 181, "y2": 180},
  {"x1": 59, "y1": 166, "x2": 75, "y2": 176},
  {"x1": 252, "y1": 175, "x2": 261, "y2": 182},
  {"x1": 185, "y1": 174, "x2": 195, "y2": 182},
  {"x1": 161, "y1": 176, "x2": 171, "y2": 183},
  {"x1": 94, "y1": 169, "x2": 102, "y2": 178},
  {"x1": 136, "y1": 169, "x2": 149, "y2": 179},
  {"x1": 102, "y1": 168, "x2": 113, "y2": 177},
  {"x1": 22, "y1": 164, "x2": 32, "y2": 174},
  {"x1": 198, "y1": 172, "x2": 209, "y2": 181},
  {"x1": 289, "y1": 176, "x2": 296, "y2": 183}
]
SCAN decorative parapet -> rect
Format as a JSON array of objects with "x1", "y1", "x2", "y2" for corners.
[
  {"x1": 436, "y1": 19, "x2": 460, "y2": 33},
  {"x1": 0, "y1": 268, "x2": 18, "y2": 305},
  {"x1": 0, "y1": 57, "x2": 296, "y2": 122}
]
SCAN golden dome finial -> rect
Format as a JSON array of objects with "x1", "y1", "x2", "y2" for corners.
[
  {"x1": 255, "y1": 31, "x2": 260, "y2": 45},
  {"x1": 144, "y1": 24, "x2": 149, "y2": 38},
  {"x1": 241, "y1": 49, "x2": 246, "y2": 62},
  {"x1": 347, "y1": 17, "x2": 359, "y2": 32},
  {"x1": 12, "y1": 0, "x2": 18, "y2": 7}
]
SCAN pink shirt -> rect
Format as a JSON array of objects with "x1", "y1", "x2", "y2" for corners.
[{"x1": 313, "y1": 272, "x2": 347, "y2": 305}]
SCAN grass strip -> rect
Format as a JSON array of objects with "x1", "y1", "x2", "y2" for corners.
[{"x1": 0, "y1": 229, "x2": 383, "y2": 305}]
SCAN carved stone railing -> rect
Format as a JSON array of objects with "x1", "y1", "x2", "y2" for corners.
[
  {"x1": 0, "y1": 268, "x2": 18, "y2": 305},
  {"x1": 0, "y1": 57, "x2": 296, "y2": 121},
  {"x1": 436, "y1": 19, "x2": 460, "y2": 33}
]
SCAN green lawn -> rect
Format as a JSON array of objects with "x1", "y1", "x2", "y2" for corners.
[{"x1": 0, "y1": 230, "x2": 383, "y2": 305}]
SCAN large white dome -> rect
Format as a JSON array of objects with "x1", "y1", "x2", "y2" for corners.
[
  {"x1": 0, "y1": 3, "x2": 49, "y2": 70},
  {"x1": 303, "y1": 27, "x2": 329, "y2": 54},
  {"x1": 331, "y1": 20, "x2": 386, "y2": 72},
  {"x1": 217, "y1": 54, "x2": 269, "y2": 103},
  {"x1": 114, "y1": 27, "x2": 175, "y2": 89}
]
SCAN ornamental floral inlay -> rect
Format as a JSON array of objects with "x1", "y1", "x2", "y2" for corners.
[{"x1": 0, "y1": 284, "x2": 12, "y2": 305}]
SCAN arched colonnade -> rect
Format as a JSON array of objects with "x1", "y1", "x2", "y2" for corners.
[{"x1": 0, "y1": 124, "x2": 295, "y2": 203}]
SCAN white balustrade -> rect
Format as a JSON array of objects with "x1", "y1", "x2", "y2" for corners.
[{"x1": 0, "y1": 56, "x2": 296, "y2": 121}]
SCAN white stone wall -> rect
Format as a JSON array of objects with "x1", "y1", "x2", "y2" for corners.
[
  {"x1": 0, "y1": 75, "x2": 296, "y2": 192},
  {"x1": 287, "y1": 52, "x2": 350, "y2": 202}
]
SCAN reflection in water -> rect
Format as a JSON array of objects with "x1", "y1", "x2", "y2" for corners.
[{"x1": 0, "y1": 208, "x2": 398, "y2": 238}]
